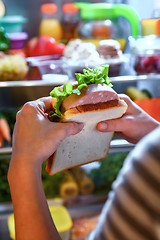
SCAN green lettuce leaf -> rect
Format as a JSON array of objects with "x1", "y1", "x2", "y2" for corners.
[
  {"x1": 49, "y1": 83, "x2": 73, "y2": 118},
  {"x1": 49, "y1": 65, "x2": 112, "y2": 119}
]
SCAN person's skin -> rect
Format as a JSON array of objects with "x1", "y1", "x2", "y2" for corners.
[
  {"x1": 97, "y1": 94, "x2": 160, "y2": 144},
  {"x1": 0, "y1": 118, "x2": 11, "y2": 147},
  {"x1": 8, "y1": 97, "x2": 83, "y2": 240},
  {"x1": 8, "y1": 95, "x2": 159, "y2": 240}
]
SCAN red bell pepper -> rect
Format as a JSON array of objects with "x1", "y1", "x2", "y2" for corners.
[{"x1": 29, "y1": 36, "x2": 65, "y2": 57}]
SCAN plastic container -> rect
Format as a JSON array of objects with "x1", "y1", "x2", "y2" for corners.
[
  {"x1": 8, "y1": 32, "x2": 28, "y2": 49},
  {"x1": 141, "y1": 18, "x2": 160, "y2": 36},
  {"x1": 8, "y1": 205, "x2": 72, "y2": 240},
  {"x1": 64, "y1": 39, "x2": 127, "y2": 78},
  {"x1": 0, "y1": 15, "x2": 27, "y2": 33},
  {"x1": 129, "y1": 35, "x2": 160, "y2": 74},
  {"x1": 39, "y1": 3, "x2": 62, "y2": 41},
  {"x1": 62, "y1": 3, "x2": 80, "y2": 41},
  {"x1": 0, "y1": 53, "x2": 28, "y2": 81},
  {"x1": 75, "y1": 3, "x2": 140, "y2": 51},
  {"x1": 33, "y1": 59, "x2": 71, "y2": 82}
]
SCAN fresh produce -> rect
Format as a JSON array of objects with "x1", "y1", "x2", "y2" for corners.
[
  {"x1": 25, "y1": 37, "x2": 38, "y2": 57},
  {"x1": 0, "y1": 109, "x2": 17, "y2": 136},
  {"x1": 89, "y1": 153, "x2": 128, "y2": 195},
  {"x1": 42, "y1": 161, "x2": 64, "y2": 199},
  {"x1": 125, "y1": 86, "x2": 150, "y2": 101},
  {"x1": 0, "y1": 53, "x2": 28, "y2": 81},
  {"x1": 135, "y1": 97, "x2": 160, "y2": 122},
  {"x1": 69, "y1": 167, "x2": 94, "y2": 195},
  {"x1": 59, "y1": 170, "x2": 79, "y2": 197},
  {"x1": 0, "y1": 26, "x2": 10, "y2": 51},
  {"x1": 135, "y1": 55, "x2": 160, "y2": 74},
  {"x1": 27, "y1": 35, "x2": 65, "y2": 57},
  {"x1": 0, "y1": 118, "x2": 11, "y2": 147},
  {"x1": 0, "y1": 158, "x2": 11, "y2": 202},
  {"x1": 0, "y1": 158, "x2": 63, "y2": 202},
  {"x1": 0, "y1": 152, "x2": 128, "y2": 202}
]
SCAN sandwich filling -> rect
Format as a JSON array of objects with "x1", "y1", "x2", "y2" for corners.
[
  {"x1": 49, "y1": 65, "x2": 114, "y2": 119},
  {"x1": 62, "y1": 83, "x2": 119, "y2": 112}
]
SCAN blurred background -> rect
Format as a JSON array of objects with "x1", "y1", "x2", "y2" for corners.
[
  {"x1": 2, "y1": 0, "x2": 159, "y2": 38},
  {"x1": 0, "y1": 0, "x2": 160, "y2": 240}
]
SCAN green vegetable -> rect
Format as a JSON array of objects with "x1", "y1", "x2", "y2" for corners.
[
  {"x1": 0, "y1": 112, "x2": 4, "y2": 119},
  {"x1": 0, "y1": 26, "x2": 10, "y2": 50},
  {"x1": 0, "y1": 158, "x2": 11, "y2": 202},
  {"x1": 50, "y1": 65, "x2": 112, "y2": 118},
  {"x1": 75, "y1": 65, "x2": 112, "y2": 90},
  {"x1": 42, "y1": 161, "x2": 64, "y2": 198},
  {"x1": 49, "y1": 83, "x2": 73, "y2": 118},
  {"x1": 89, "y1": 152, "x2": 128, "y2": 195}
]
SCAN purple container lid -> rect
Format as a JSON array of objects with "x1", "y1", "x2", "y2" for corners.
[{"x1": 8, "y1": 32, "x2": 28, "y2": 50}]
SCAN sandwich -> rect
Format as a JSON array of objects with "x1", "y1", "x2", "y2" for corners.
[{"x1": 46, "y1": 65, "x2": 127, "y2": 175}]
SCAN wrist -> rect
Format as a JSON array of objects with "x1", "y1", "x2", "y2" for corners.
[{"x1": 8, "y1": 156, "x2": 42, "y2": 186}]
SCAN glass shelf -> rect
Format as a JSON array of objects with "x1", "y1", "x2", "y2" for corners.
[
  {"x1": 0, "y1": 139, "x2": 134, "y2": 160},
  {"x1": 0, "y1": 74, "x2": 160, "y2": 88}
]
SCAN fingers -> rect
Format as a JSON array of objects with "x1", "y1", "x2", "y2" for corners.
[
  {"x1": 97, "y1": 118, "x2": 125, "y2": 133},
  {"x1": 21, "y1": 97, "x2": 53, "y2": 115},
  {"x1": 119, "y1": 94, "x2": 132, "y2": 105},
  {"x1": 119, "y1": 94, "x2": 141, "y2": 114},
  {"x1": 49, "y1": 122, "x2": 84, "y2": 152},
  {"x1": 38, "y1": 97, "x2": 53, "y2": 112},
  {"x1": 61, "y1": 122, "x2": 84, "y2": 137}
]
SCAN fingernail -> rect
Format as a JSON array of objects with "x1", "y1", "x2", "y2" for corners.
[
  {"x1": 78, "y1": 123, "x2": 84, "y2": 131},
  {"x1": 99, "y1": 122, "x2": 107, "y2": 131}
]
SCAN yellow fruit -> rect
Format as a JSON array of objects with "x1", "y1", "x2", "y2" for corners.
[{"x1": 126, "y1": 87, "x2": 149, "y2": 101}]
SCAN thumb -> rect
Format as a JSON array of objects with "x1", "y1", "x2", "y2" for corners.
[
  {"x1": 51, "y1": 122, "x2": 84, "y2": 151},
  {"x1": 63, "y1": 122, "x2": 84, "y2": 137},
  {"x1": 97, "y1": 118, "x2": 125, "y2": 133}
]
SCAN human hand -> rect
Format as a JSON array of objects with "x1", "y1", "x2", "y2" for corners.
[
  {"x1": 97, "y1": 94, "x2": 160, "y2": 144},
  {"x1": 8, "y1": 97, "x2": 83, "y2": 240},
  {"x1": 0, "y1": 118, "x2": 11, "y2": 147},
  {"x1": 10, "y1": 97, "x2": 83, "y2": 169}
]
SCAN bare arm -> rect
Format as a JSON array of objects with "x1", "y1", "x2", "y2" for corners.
[
  {"x1": 97, "y1": 94, "x2": 159, "y2": 144},
  {"x1": 8, "y1": 97, "x2": 83, "y2": 240}
]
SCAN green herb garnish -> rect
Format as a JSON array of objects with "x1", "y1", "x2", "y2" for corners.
[{"x1": 50, "y1": 65, "x2": 112, "y2": 119}]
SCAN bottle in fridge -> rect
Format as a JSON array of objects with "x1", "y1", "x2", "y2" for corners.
[{"x1": 39, "y1": 3, "x2": 62, "y2": 41}]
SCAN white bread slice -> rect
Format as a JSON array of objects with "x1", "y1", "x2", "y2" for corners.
[{"x1": 46, "y1": 100, "x2": 127, "y2": 175}]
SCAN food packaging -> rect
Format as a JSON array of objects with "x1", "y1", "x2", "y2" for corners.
[
  {"x1": 8, "y1": 205, "x2": 72, "y2": 240},
  {"x1": 141, "y1": 18, "x2": 160, "y2": 36},
  {"x1": 64, "y1": 39, "x2": 126, "y2": 78},
  {"x1": 49, "y1": 205, "x2": 72, "y2": 240},
  {"x1": 69, "y1": 56, "x2": 126, "y2": 78},
  {"x1": 8, "y1": 32, "x2": 28, "y2": 50},
  {"x1": 0, "y1": 15, "x2": 27, "y2": 33},
  {"x1": 0, "y1": 53, "x2": 28, "y2": 81},
  {"x1": 129, "y1": 35, "x2": 160, "y2": 74}
]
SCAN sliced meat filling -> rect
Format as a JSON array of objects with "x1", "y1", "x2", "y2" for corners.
[{"x1": 75, "y1": 99, "x2": 120, "y2": 113}]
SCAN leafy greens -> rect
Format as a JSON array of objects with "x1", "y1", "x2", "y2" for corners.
[{"x1": 49, "y1": 65, "x2": 112, "y2": 118}]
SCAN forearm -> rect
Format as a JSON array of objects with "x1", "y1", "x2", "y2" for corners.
[{"x1": 8, "y1": 159, "x2": 61, "y2": 240}]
